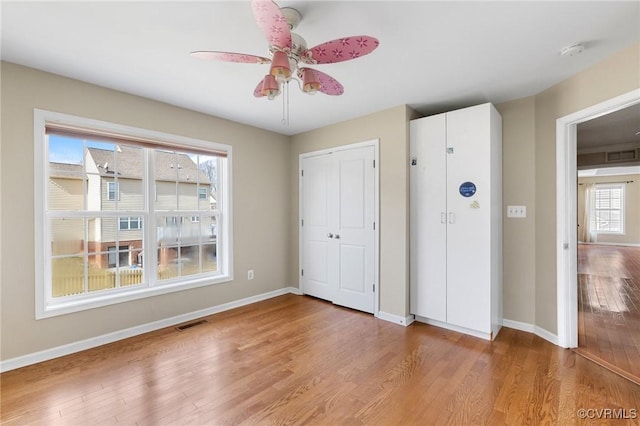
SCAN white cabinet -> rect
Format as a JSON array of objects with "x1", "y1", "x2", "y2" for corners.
[{"x1": 410, "y1": 103, "x2": 502, "y2": 340}]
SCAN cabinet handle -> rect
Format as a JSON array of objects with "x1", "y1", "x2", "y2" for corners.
[
  {"x1": 440, "y1": 212, "x2": 446, "y2": 224},
  {"x1": 334, "y1": 234, "x2": 340, "y2": 239},
  {"x1": 448, "y1": 212, "x2": 456, "y2": 224},
  {"x1": 327, "y1": 233, "x2": 334, "y2": 238}
]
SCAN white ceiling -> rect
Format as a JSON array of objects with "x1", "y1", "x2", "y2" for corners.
[
  {"x1": 2, "y1": 1, "x2": 639, "y2": 136},
  {"x1": 577, "y1": 102, "x2": 640, "y2": 150}
]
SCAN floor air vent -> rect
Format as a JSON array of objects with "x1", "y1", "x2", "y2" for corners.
[{"x1": 176, "y1": 319, "x2": 208, "y2": 331}]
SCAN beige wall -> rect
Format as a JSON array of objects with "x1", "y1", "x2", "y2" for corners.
[
  {"x1": 290, "y1": 105, "x2": 420, "y2": 318},
  {"x1": 577, "y1": 174, "x2": 640, "y2": 245},
  {"x1": 1, "y1": 62, "x2": 291, "y2": 361},
  {"x1": 533, "y1": 43, "x2": 639, "y2": 334},
  {"x1": 495, "y1": 96, "x2": 536, "y2": 325},
  {"x1": 1, "y1": 41, "x2": 639, "y2": 362}
]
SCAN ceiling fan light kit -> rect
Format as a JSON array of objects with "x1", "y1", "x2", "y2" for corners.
[
  {"x1": 261, "y1": 74, "x2": 280, "y2": 100},
  {"x1": 269, "y1": 50, "x2": 292, "y2": 82},
  {"x1": 302, "y1": 68, "x2": 321, "y2": 95},
  {"x1": 191, "y1": 0, "x2": 379, "y2": 124}
]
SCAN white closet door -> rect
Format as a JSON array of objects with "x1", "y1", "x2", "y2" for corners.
[
  {"x1": 301, "y1": 154, "x2": 334, "y2": 302},
  {"x1": 445, "y1": 104, "x2": 492, "y2": 333},
  {"x1": 332, "y1": 146, "x2": 375, "y2": 313},
  {"x1": 301, "y1": 146, "x2": 375, "y2": 314},
  {"x1": 410, "y1": 115, "x2": 447, "y2": 321}
]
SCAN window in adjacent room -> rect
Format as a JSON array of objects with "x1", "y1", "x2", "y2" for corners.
[{"x1": 593, "y1": 183, "x2": 624, "y2": 234}]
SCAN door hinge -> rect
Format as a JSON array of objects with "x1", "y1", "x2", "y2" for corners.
[
  {"x1": 373, "y1": 159, "x2": 376, "y2": 168},
  {"x1": 301, "y1": 269, "x2": 304, "y2": 276},
  {"x1": 373, "y1": 222, "x2": 376, "y2": 230},
  {"x1": 373, "y1": 284, "x2": 375, "y2": 292},
  {"x1": 301, "y1": 169, "x2": 304, "y2": 177},
  {"x1": 301, "y1": 219, "x2": 304, "y2": 227}
]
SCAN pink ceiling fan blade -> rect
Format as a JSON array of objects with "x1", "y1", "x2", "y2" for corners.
[
  {"x1": 306, "y1": 36, "x2": 379, "y2": 64},
  {"x1": 190, "y1": 51, "x2": 271, "y2": 64},
  {"x1": 298, "y1": 68, "x2": 344, "y2": 96},
  {"x1": 251, "y1": 0, "x2": 292, "y2": 49}
]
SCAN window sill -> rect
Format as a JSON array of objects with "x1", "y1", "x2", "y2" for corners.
[{"x1": 36, "y1": 273, "x2": 232, "y2": 319}]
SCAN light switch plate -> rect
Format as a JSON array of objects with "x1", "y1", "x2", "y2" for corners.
[{"x1": 507, "y1": 205, "x2": 526, "y2": 218}]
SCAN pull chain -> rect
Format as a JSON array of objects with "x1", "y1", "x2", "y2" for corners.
[{"x1": 281, "y1": 81, "x2": 290, "y2": 126}]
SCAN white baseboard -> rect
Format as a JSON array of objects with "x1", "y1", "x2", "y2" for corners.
[
  {"x1": 288, "y1": 287, "x2": 303, "y2": 296},
  {"x1": 579, "y1": 241, "x2": 640, "y2": 247},
  {"x1": 377, "y1": 311, "x2": 414, "y2": 327},
  {"x1": 534, "y1": 326, "x2": 559, "y2": 345},
  {"x1": 414, "y1": 316, "x2": 494, "y2": 341},
  {"x1": 0, "y1": 286, "x2": 300, "y2": 373},
  {"x1": 502, "y1": 318, "x2": 559, "y2": 345},
  {"x1": 502, "y1": 319, "x2": 535, "y2": 333}
]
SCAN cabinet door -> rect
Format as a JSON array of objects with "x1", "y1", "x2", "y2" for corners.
[
  {"x1": 410, "y1": 115, "x2": 447, "y2": 321},
  {"x1": 445, "y1": 104, "x2": 492, "y2": 333}
]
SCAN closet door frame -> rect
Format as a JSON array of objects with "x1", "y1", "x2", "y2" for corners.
[{"x1": 299, "y1": 139, "x2": 380, "y2": 316}]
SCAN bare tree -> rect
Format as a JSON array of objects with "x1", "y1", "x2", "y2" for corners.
[{"x1": 199, "y1": 159, "x2": 218, "y2": 193}]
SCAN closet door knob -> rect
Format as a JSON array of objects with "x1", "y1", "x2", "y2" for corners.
[
  {"x1": 334, "y1": 234, "x2": 340, "y2": 239},
  {"x1": 327, "y1": 233, "x2": 334, "y2": 238}
]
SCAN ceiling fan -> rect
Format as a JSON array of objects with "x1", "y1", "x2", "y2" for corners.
[{"x1": 191, "y1": 0, "x2": 379, "y2": 103}]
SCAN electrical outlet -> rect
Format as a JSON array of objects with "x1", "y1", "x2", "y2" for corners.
[
  {"x1": 507, "y1": 205, "x2": 527, "y2": 218},
  {"x1": 247, "y1": 269, "x2": 254, "y2": 280}
]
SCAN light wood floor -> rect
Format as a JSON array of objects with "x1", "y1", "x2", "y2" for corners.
[
  {"x1": 2, "y1": 294, "x2": 639, "y2": 425},
  {"x1": 577, "y1": 243, "x2": 640, "y2": 384}
]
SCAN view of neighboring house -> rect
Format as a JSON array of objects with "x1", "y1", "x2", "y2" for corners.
[{"x1": 49, "y1": 144, "x2": 217, "y2": 290}]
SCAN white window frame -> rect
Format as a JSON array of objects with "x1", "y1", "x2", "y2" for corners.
[
  {"x1": 593, "y1": 183, "x2": 625, "y2": 234},
  {"x1": 198, "y1": 187, "x2": 208, "y2": 200},
  {"x1": 34, "y1": 109, "x2": 233, "y2": 319},
  {"x1": 119, "y1": 216, "x2": 142, "y2": 231},
  {"x1": 107, "y1": 181, "x2": 119, "y2": 201}
]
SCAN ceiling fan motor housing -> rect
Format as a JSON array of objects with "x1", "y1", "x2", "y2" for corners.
[{"x1": 289, "y1": 33, "x2": 308, "y2": 62}]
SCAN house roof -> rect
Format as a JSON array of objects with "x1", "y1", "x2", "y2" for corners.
[
  {"x1": 49, "y1": 162, "x2": 83, "y2": 178},
  {"x1": 87, "y1": 146, "x2": 211, "y2": 184}
]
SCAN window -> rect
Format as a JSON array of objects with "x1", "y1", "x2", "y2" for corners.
[
  {"x1": 199, "y1": 187, "x2": 208, "y2": 200},
  {"x1": 107, "y1": 182, "x2": 119, "y2": 201},
  {"x1": 594, "y1": 184, "x2": 624, "y2": 234},
  {"x1": 119, "y1": 216, "x2": 142, "y2": 230},
  {"x1": 35, "y1": 109, "x2": 232, "y2": 318},
  {"x1": 108, "y1": 245, "x2": 131, "y2": 268}
]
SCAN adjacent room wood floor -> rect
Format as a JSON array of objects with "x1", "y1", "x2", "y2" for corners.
[
  {"x1": 577, "y1": 243, "x2": 640, "y2": 385},
  {"x1": 2, "y1": 294, "x2": 639, "y2": 425}
]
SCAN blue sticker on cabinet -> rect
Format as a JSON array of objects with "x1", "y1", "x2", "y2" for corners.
[{"x1": 459, "y1": 182, "x2": 476, "y2": 197}]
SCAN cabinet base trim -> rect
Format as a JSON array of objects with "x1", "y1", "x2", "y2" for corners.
[{"x1": 414, "y1": 315, "x2": 497, "y2": 340}]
